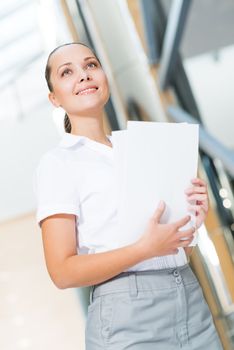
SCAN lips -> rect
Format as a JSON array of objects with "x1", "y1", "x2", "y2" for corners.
[{"x1": 76, "y1": 86, "x2": 98, "y2": 95}]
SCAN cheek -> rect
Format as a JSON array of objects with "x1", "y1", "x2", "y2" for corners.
[
  {"x1": 97, "y1": 71, "x2": 109, "y2": 91},
  {"x1": 101, "y1": 76, "x2": 110, "y2": 100},
  {"x1": 53, "y1": 82, "x2": 73, "y2": 102}
]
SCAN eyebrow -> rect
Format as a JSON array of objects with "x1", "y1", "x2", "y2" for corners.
[{"x1": 57, "y1": 56, "x2": 97, "y2": 73}]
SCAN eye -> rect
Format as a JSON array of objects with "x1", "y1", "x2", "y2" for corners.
[
  {"x1": 61, "y1": 68, "x2": 72, "y2": 77},
  {"x1": 86, "y1": 61, "x2": 98, "y2": 69}
]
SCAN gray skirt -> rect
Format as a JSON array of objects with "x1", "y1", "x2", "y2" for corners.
[{"x1": 85, "y1": 264, "x2": 223, "y2": 349}]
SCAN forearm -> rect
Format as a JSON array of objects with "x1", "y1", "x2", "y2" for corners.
[
  {"x1": 55, "y1": 243, "x2": 144, "y2": 289},
  {"x1": 43, "y1": 211, "x2": 195, "y2": 289}
]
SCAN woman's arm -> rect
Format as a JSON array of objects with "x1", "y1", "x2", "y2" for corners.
[
  {"x1": 41, "y1": 202, "x2": 195, "y2": 289},
  {"x1": 41, "y1": 213, "x2": 147, "y2": 289}
]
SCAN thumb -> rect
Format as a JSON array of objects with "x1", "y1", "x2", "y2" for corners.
[{"x1": 153, "y1": 200, "x2": 165, "y2": 223}]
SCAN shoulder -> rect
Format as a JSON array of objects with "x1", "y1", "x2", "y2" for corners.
[
  {"x1": 34, "y1": 146, "x2": 73, "y2": 190},
  {"x1": 36, "y1": 146, "x2": 67, "y2": 172},
  {"x1": 34, "y1": 146, "x2": 76, "y2": 195}
]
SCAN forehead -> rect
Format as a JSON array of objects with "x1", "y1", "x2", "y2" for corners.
[{"x1": 49, "y1": 44, "x2": 95, "y2": 70}]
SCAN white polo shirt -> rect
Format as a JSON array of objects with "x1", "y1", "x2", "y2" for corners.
[{"x1": 34, "y1": 132, "x2": 188, "y2": 270}]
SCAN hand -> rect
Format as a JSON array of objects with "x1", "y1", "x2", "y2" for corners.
[
  {"x1": 185, "y1": 178, "x2": 209, "y2": 229},
  {"x1": 136, "y1": 201, "x2": 195, "y2": 259}
]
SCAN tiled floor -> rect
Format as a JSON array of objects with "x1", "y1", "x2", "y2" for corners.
[{"x1": 0, "y1": 213, "x2": 85, "y2": 350}]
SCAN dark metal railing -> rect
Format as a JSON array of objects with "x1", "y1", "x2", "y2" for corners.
[{"x1": 167, "y1": 105, "x2": 234, "y2": 178}]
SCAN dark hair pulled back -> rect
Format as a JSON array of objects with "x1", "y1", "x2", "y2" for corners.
[{"x1": 44, "y1": 42, "x2": 97, "y2": 133}]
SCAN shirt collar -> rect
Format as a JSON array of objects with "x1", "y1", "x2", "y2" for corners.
[{"x1": 59, "y1": 132, "x2": 86, "y2": 148}]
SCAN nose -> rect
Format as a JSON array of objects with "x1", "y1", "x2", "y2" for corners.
[
  {"x1": 80, "y1": 76, "x2": 90, "y2": 82},
  {"x1": 79, "y1": 69, "x2": 90, "y2": 83}
]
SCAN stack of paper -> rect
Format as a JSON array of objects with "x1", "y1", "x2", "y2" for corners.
[{"x1": 111, "y1": 121, "x2": 199, "y2": 248}]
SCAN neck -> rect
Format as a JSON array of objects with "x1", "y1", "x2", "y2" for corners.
[{"x1": 69, "y1": 113, "x2": 111, "y2": 146}]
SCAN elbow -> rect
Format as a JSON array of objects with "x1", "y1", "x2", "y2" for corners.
[
  {"x1": 48, "y1": 270, "x2": 84, "y2": 289},
  {"x1": 54, "y1": 279, "x2": 69, "y2": 290},
  {"x1": 48, "y1": 269, "x2": 71, "y2": 290},
  {"x1": 52, "y1": 277, "x2": 84, "y2": 289},
  {"x1": 46, "y1": 258, "x2": 86, "y2": 289}
]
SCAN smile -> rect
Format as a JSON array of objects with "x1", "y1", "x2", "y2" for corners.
[{"x1": 76, "y1": 87, "x2": 98, "y2": 95}]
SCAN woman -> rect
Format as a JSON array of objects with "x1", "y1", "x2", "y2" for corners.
[{"x1": 35, "y1": 42, "x2": 223, "y2": 349}]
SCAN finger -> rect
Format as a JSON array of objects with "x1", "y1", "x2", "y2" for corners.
[
  {"x1": 187, "y1": 204, "x2": 208, "y2": 214},
  {"x1": 195, "y1": 215, "x2": 206, "y2": 228},
  {"x1": 191, "y1": 178, "x2": 207, "y2": 187},
  {"x1": 178, "y1": 227, "x2": 196, "y2": 240},
  {"x1": 152, "y1": 200, "x2": 166, "y2": 223},
  {"x1": 198, "y1": 200, "x2": 209, "y2": 212},
  {"x1": 192, "y1": 200, "x2": 209, "y2": 213},
  {"x1": 186, "y1": 194, "x2": 208, "y2": 202},
  {"x1": 174, "y1": 215, "x2": 191, "y2": 230},
  {"x1": 195, "y1": 211, "x2": 206, "y2": 222},
  {"x1": 185, "y1": 186, "x2": 207, "y2": 195},
  {"x1": 178, "y1": 238, "x2": 194, "y2": 248}
]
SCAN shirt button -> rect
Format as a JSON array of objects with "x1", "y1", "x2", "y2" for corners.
[
  {"x1": 173, "y1": 270, "x2": 179, "y2": 277},
  {"x1": 175, "y1": 276, "x2": 182, "y2": 284}
]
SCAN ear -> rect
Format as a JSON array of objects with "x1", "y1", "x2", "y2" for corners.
[{"x1": 48, "y1": 92, "x2": 60, "y2": 108}]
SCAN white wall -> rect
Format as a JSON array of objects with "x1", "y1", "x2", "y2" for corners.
[
  {"x1": 0, "y1": 0, "x2": 72, "y2": 223},
  {"x1": 0, "y1": 101, "x2": 60, "y2": 222}
]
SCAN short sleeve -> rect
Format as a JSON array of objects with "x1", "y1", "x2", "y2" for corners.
[{"x1": 34, "y1": 152, "x2": 80, "y2": 226}]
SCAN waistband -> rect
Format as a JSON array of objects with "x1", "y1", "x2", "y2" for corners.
[{"x1": 90, "y1": 264, "x2": 197, "y2": 303}]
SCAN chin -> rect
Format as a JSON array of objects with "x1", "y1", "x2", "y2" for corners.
[
  {"x1": 75, "y1": 104, "x2": 106, "y2": 116},
  {"x1": 78, "y1": 97, "x2": 109, "y2": 115}
]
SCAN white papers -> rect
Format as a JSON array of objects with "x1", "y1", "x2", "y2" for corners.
[{"x1": 112, "y1": 121, "x2": 199, "y2": 247}]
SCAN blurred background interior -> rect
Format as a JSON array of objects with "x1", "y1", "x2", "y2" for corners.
[{"x1": 0, "y1": 0, "x2": 234, "y2": 349}]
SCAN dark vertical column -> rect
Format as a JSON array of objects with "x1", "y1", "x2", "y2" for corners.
[{"x1": 158, "y1": 0, "x2": 192, "y2": 89}]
